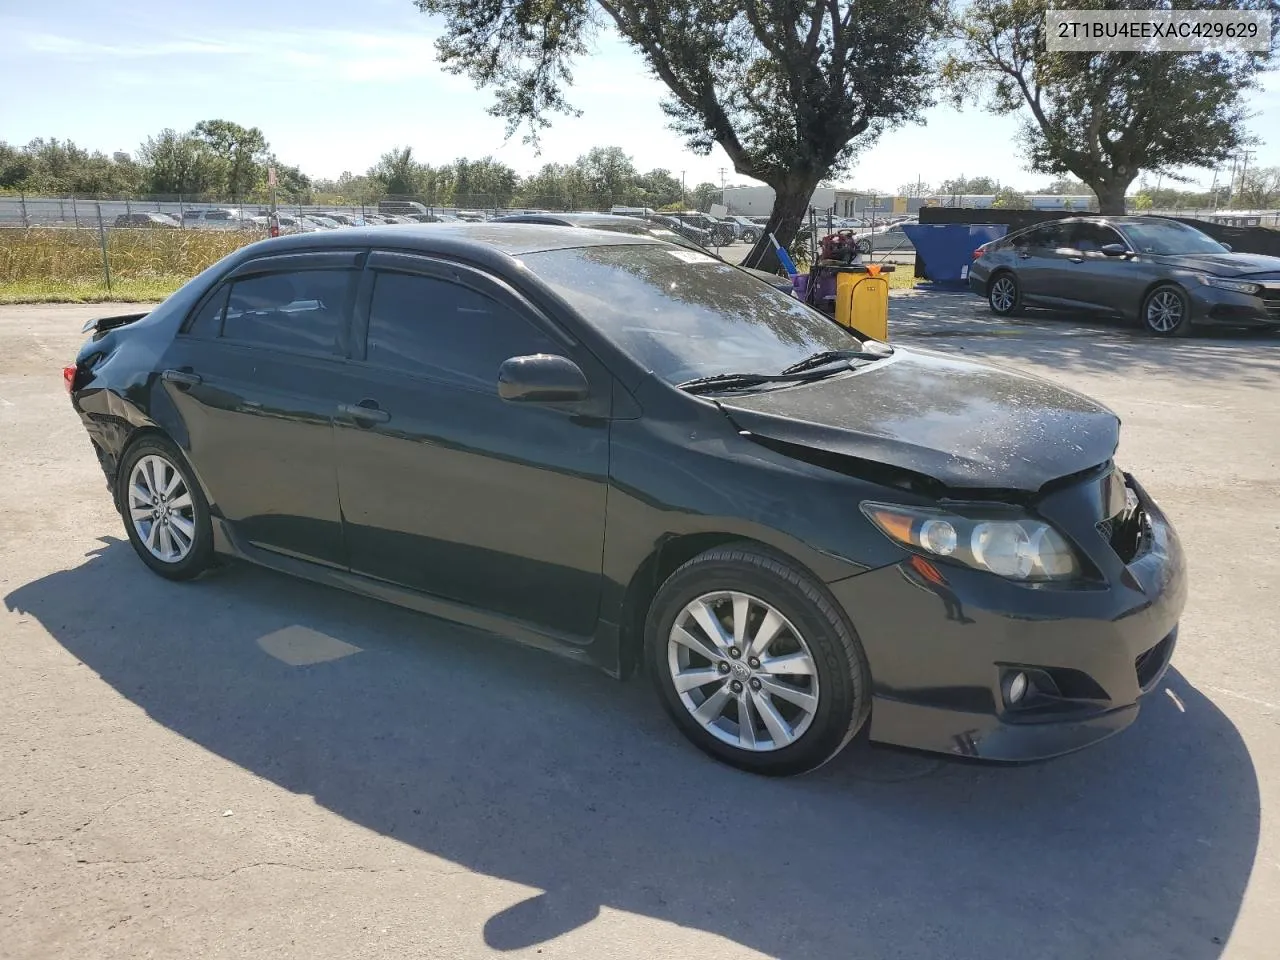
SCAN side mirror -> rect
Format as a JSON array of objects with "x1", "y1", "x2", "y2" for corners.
[
  {"x1": 1221, "y1": 242, "x2": 1233, "y2": 252},
  {"x1": 1100, "y1": 243, "x2": 1129, "y2": 257},
  {"x1": 498, "y1": 354, "x2": 588, "y2": 403}
]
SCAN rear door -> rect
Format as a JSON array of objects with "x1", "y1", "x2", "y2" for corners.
[
  {"x1": 331, "y1": 251, "x2": 611, "y2": 638},
  {"x1": 1009, "y1": 222, "x2": 1070, "y2": 305},
  {"x1": 158, "y1": 251, "x2": 360, "y2": 565}
]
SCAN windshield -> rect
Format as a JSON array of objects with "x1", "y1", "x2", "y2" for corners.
[
  {"x1": 522, "y1": 244, "x2": 861, "y2": 385},
  {"x1": 1118, "y1": 220, "x2": 1227, "y2": 255}
]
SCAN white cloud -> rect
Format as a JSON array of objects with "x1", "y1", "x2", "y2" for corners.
[{"x1": 12, "y1": 22, "x2": 457, "y2": 85}]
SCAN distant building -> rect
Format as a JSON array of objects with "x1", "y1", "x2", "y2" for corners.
[
  {"x1": 724, "y1": 185, "x2": 1097, "y2": 217},
  {"x1": 723, "y1": 185, "x2": 841, "y2": 216}
]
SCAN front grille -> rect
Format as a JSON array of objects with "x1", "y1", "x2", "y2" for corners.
[
  {"x1": 1135, "y1": 632, "x2": 1176, "y2": 691},
  {"x1": 1261, "y1": 287, "x2": 1280, "y2": 319}
]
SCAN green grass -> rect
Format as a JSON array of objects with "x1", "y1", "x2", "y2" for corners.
[
  {"x1": 0, "y1": 227, "x2": 263, "y2": 304},
  {"x1": 0, "y1": 278, "x2": 180, "y2": 304}
]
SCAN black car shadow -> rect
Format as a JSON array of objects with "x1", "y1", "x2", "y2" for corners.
[{"x1": 6, "y1": 539, "x2": 1260, "y2": 959}]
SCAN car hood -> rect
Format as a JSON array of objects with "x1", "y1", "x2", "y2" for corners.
[
  {"x1": 1150, "y1": 251, "x2": 1280, "y2": 278},
  {"x1": 740, "y1": 266, "x2": 793, "y2": 289},
  {"x1": 718, "y1": 349, "x2": 1120, "y2": 493}
]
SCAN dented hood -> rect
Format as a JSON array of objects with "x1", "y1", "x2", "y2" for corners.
[{"x1": 719, "y1": 349, "x2": 1119, "y2": 492}]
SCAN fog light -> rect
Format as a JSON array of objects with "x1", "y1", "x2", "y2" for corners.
[{"x1": 1007, "y1": 671, "x2": 1028, "y2": 704}]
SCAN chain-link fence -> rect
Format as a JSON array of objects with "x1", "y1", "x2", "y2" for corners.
[
  {"x1": 0, "y1": 192, "x2": 641, "y2": 229},
  {"x1": 0, "y1": 192, "x2": 730, "y2": 298}
]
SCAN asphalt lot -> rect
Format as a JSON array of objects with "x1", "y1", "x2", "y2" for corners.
[{"x1": 2, "y1": 293, "x2": 1278, "y2": 959}]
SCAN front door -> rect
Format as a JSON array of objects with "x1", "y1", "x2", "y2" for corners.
[
  {"x1": 1047, "y1": 221, "x2": 1140, "y2": 315},
  {"x1": 332, "y1": 252, "x2": 611, "y2": 638},
  {"x1": 159, "y1": 254, "x2": 359, "y2": 565}
]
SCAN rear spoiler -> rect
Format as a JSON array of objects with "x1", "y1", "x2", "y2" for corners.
[{"x1": 81, "y1": 312, "x2": 149, "y2": 336}]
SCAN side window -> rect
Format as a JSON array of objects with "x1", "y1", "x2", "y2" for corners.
[
  {"x1": 1022, "y1": 222, "x2": 1065, "y2": 248},
  {"x1": 365, "y1": 271, "x2": 558, "y2": 390},
  {"x1": 220, "y1": 269, "x2": 352, "y2": 354},
  {"x1": 1064, "y1": 222, "x2": 1118, "y2": 253},
  {"x1": 185, "y1": 284, "x2": 230, "y2": 338}
]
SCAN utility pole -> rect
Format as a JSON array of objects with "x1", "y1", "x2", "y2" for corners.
[
  {"x1": 1237, "y1": 149, "x2": 1255, "y2": 208},
  {"x1": 680, "y1": 170, "x2": 686, "y2": 207},
  {"x1": 916, "y1": 174, "x2": 923, "y2": 198},
  {"x1": 718, "y1": 167, "x2": 728, "y2": 206}
]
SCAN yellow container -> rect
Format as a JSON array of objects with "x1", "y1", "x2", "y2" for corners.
[{"x1": 833, "y1": 268, "x2": 890, "y2": 341}]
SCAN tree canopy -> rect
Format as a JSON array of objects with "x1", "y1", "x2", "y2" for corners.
[
  {"x1": 415, "y1": 0, "x2": 948, "y2": 263},
  {"x1": 945, "y1": 0, "x2": 1279, "y2": 213}
]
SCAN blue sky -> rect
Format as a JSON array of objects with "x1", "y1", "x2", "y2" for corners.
[{"x1": 2, "y1": 0, "x2": 1277, "y2": 194}]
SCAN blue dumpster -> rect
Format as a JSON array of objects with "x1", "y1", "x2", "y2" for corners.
[{"x1": 902, "y1": 223, "x2": 1008, "y2": 286}]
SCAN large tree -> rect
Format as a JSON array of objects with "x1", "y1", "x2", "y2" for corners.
[
  {"x1": 139, "y1": 129, "x2": 222, "y2": 197},
  {"x1": 370, "y1": 146, "x2": 427, "y2": 196},
  {"x1": 945, "y1": 0, "x2": 1279, "y2": 214},
  {"x1": 192, "y1": 120, "x2": 269, "y2": 200},
  {"x1": 636, "y1": 168, "x2": 679, "y2": 208},
  {"x1": 415, "y1": 0, "x2": 947, "y2": 265}
]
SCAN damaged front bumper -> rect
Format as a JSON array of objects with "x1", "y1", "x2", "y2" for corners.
[{"x1": 829, "y1": 472, "x2": 1187, "y2": 761}]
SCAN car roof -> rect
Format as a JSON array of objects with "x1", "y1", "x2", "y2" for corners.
[{"x1": 241, "y1": 222, "x2": 661, "y2": 261}]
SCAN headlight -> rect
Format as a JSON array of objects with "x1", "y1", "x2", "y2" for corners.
[
  {"x1": 1197, "y1": 275, "x2": 1263, "y2": 296},
  {"x1": 861, "y1": 502, "x2": 1082, "y2": 582}
]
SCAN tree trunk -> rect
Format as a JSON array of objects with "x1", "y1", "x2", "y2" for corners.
[
  {"x1": 741, "y1": 174, "x2": 822, "y2": 273},
  {"x1": 1093, "y1": 180, "x2": 1130, "y2": 216}
]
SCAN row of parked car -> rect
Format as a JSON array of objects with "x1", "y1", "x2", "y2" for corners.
[
  {"x1": 111, "y1": 207, "x2": 489, "y2": 232},
  {"x1": 111, "y1": 205, "x2": 918, "y2": 253}
]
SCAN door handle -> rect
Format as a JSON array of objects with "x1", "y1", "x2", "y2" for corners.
[
  {"x1": 1018, "y1": 252, "x2": 1032, "y2": 260},
  {"x1": 338, "y1": 401, "x2": 390, "y2": 424},
  {"x1": 162, "y1": 369, "x2": 202, "y2": 387},
  {"x1": 1069, "y1": 257, "x2": 1084, "y2": 264}
]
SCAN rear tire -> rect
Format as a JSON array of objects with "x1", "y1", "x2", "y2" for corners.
[
  {"x1": 856, "y1": 239, "x2": 872, "y2": 255},
  {"x1": 646, "y1": 543, "x2": 871, "y2": 776},
  {"x1": 117, "y1": 435, "x2": 215, "y2": 581},
  {"x1": 1142, "y1": 283, "x2": 1193, "y2": 337},
  {"x1": 988, "y1": 271, "x2": 1022, "y2": 316}
]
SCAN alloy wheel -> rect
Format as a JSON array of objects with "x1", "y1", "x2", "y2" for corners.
[
  {"x1": 1146, "y1": 289, "x2": 1184, "y2": 333},
  {"x1": 666, "y1": 590, "x2": 820, "y2": 752},
  {"x1": 128, "y1": 454, "x2": 196, "y2": 563},
  {"x1": 990, "y1": 276, "x2": 1017, "y2": 313}
]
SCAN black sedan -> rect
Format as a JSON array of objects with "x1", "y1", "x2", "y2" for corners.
[
  {"x1": 68, "y1": 224, "x2": 1185, "y2": 774},
  {"x1": 490, "y1": 212, "x2": 792, "y2": 292},
  {"x1": 970, "y1": 216, "x2": 1280, "y2": 336}
]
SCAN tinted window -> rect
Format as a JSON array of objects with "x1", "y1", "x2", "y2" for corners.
[
  {"x1": 365, "y1": 271, "x2": 557, "y2": 389},
  {"x1": 1020, "y1": 222, "x2": 1065, "y2": 247},
  {"x1": 221, "y1": 269, "x2": 351, "y2": 353},
  {"x1": 522, "y1": 244, "x2": 862, "y2": 385},
  {"x1": 1117, "y1": 220, "x2": 1227, "y2": 255},
  {"x1": 1065, "y1": 222, "x2": 1125, "y2": 252},
  {"x1": 186, "y1": 285, "x2": 230, "y2": 338}
]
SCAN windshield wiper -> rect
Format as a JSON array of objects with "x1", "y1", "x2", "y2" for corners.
[
  {"x1": 676, "y1": 368, "x2": 848, "y2": 394},
  {"x1": 779, "y1": 345, "x2": 893, "y2": 375}
]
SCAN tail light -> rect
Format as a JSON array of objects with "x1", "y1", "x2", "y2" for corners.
[
  {"x1": 63, "y1": 364, "x2": 77, "y2": 393},
  {"x1": 973, "y1": 246, "x2": 987, "y2": 260}
]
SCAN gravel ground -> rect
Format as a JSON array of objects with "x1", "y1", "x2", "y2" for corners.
[{"x1": 2, "y1": 294, "x2": 1278, "y2": 960}]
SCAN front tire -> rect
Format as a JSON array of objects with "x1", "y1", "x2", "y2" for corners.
[
  {"x1": 1142, "y1": 283, "x2": 1192, "y2": 337},
  {"x1": 646, "y1": 544, "x2": 871, "y2": 776},
  {"x1": 988, "y1": 271, "x2": 1022, "y2": 315},
  {"x1": 117, "y1": 435, "x2": 215, "y2": 581},
  {"x1": 856, "y1": 239, "x2": 872, "y2": 255},
  {"x1": 742, "y1": 230, "x2": 758, "y2": 244}
]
